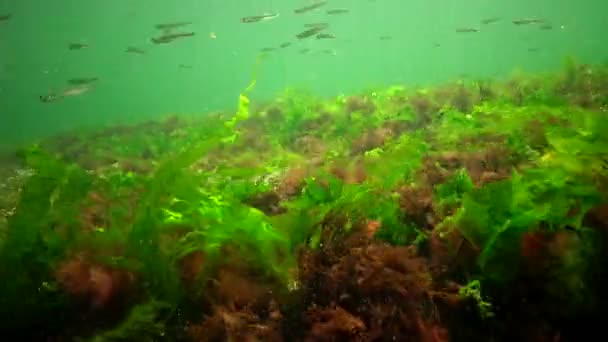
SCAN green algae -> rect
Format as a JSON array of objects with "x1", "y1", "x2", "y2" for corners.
[{"x1": 0, "y1": 60, "x2": 607, "y2": 339}]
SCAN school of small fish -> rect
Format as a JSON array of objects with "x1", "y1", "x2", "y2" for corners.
[
  {"x1": 236, "y1": 2, "x2": 558, "y2": 58},
  {"x1": 36, "y1": 19, "x2": 199, "y2": 103},
  {"x1": 0, "y1": 1, "x2": 561, "y2": 104}
]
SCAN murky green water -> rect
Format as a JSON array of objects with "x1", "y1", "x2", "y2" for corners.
[{"x1": 1, "y1": 0, "x2": 606, "y2": 145}]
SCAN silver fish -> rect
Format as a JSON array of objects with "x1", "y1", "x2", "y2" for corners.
[
  {"x1": 326, "y1": 9, "x2": 349, "y2": 15},
  {"x1": 481, "y1": 17, "x2": 501, "y2": 25},
  {"x1": 455, "y1": 27, "x2": 480, "y2": 33},
  {"x1": 67, "y1": 77, "x2": 98, "y2": 86},
  {"x1": 296, "y1": 26, "x2": 327, "y2": 39},
  {"x1": 294, "y1": 2, "x2": 327, "y2": 14},
  {"x1": 316, "y1": 33, "x2": 336, "y2": 40},
  {"x1": 62, "y1": 85, "x2": 91, "y2": 97},
  {"x1": 155, "y1": 21, "x2": 192, "y2": 30},
  {"x1": 151, "y1": 32, "x2": 195, "y2": 44},
  {"x1": 512, "y1": 18, "x2": 544, "y2": 25},
  {"x1": 40, "y1": 85, "x2": 91, "y2": 103},
  {"x1": 241, "y1": 13, "x2": 279, "y2": 23},
  {"x1": 126, "y1": 46, "x2": 146, "y2": 54},
  {"x1": 68, "y1": 42, "x2": 89, "y2": 50}
]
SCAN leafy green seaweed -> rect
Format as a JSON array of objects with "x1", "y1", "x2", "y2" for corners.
[{"x1": 0, "y1": 146, "x2": 92, "y2": 331}]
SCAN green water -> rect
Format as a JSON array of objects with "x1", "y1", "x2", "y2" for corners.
[{"x1": 1, "y1": 0, "x2": 606, "y2": 144}]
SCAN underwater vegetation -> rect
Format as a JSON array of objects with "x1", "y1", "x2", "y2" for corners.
[{"x1": 1, "y1": 59, "x2": 608, "y2": 341}]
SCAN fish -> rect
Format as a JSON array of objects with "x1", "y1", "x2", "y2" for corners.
[
  {"x1": 280, "y1": 42, "x2": 292, "y2": 48},
  {"x1": 539, "y1": 24, "x2": 553, "y2": 30},
  {"x1": 527, "y1": 47, "x2": 540, "y2": 52},
  {"x1": 154, "y1": 22, "x2": 192, "y2": 30},
  {"x1": 68, "y1": 43, "x2": 89, "y2": 50},
  {"x1": 63, "y1": 86, "x2": 91, "y2": 97},
  {"x1": 316, "y1": 33, "x2": 336, "y2": 40},
  {"x1": 379, "y1": 35, "x2": 392, "y2": 41},
  {"x1": 299, "y1": 48, "x2": 311, "y2": 54},
  {"x1": 67, "y1": 77, "x2": 98, "y2": 86},
  {"x1": 433, "y1": 43, "x2": 441, "y2": 48},
  {"x1": 40, "y1": 94, "x2": 61, "y2": 103},
  {"x1": 40, "y1": 86, "x2": 92, "y2": 103},
  {"x1": 260, "y1": 47, "x2": 275, "y2": 52},
  {"x1": 0, "y1": 14, "x2": 11, "y2": 22},
  {"x1": 512, "y1": 18, "x2": 544, "y2": 25},
  {"x1": 480, "y1": 17, "x2": 501, "y2": 25},
  {"x1": 326, "y1": 9, "x2": 350, "y2": 15},
  {"x1": 322, "y1": 49, "x2": 337, "y2": 56},
  {"x1": 455, "y1": 28, "x2": 480, "y2": 33},
  {"x1": 126, "y1": 46, "x2": 145, "y2": 54},
  {"x1": 178, "y1": 64, "x2": 193, "y2": 69},
  {"x1": 304, "y1": 22, "x2": 329, "y2": 29},
  {"x1": 240, "y1": 13, "x2": 279, "y2": 23},
  {"x1": 151, "y1": 32, "x2": 195, "y2": 44},
  {"x1": 296, "y1": 26, "x2": 327, "y2": 39},
  {"x1": 294, "y1": 1, "x2": 327, "y2": 14}
]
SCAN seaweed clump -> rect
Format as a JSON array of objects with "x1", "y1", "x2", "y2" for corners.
[
  {"x1": 299, "y1": 241, "x2": 449, "y2": 341},
  {"x1": 0, "y1": 59, "x2": 607, "y2": 341}
]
